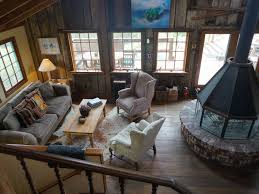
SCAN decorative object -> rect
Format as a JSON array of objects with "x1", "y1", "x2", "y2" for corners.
[
  {"x1": 131, "y1": 0, "x2": 171, "y2": 28},
  {"x1": 116, "y1": 72, "x2": 156, "y2": 121},
  {"x1": 79, "y1": 104, "x2": 91, "y2": 117},
  {"x1": 38, "y1": 38, "x2": 60, "y2": 55},
  {"x1": 78, "y1": 116, "x2": 86, "y2": 124},
  {"x1": 87, "y1": 97, "x2": 103, "y2": 108},
  {"x1": 38, "y1": 59, "x2": 56, "y2": 80},
  {"x1": 109, "y1": 112, "x2": 165, "y2": 170}
]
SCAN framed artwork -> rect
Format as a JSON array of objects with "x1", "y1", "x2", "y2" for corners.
[
  {"x1": 131, "y1": 0, "x2": 171, "y2": 28},
  {"x1": 38, "y1": 38, "x2": 60, "y2": 55}
]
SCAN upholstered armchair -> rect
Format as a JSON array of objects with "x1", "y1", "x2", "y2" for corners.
[
  {"x1": 116, "y1": 72, "x2": 156, "y2": 120},
  {"x1": 109, "y1": 113, "x2": 165, "y2": 170}
]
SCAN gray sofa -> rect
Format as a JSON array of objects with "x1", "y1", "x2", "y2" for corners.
[{"x1": 0, "y1": 82, "x2": 72, "y2": 145}]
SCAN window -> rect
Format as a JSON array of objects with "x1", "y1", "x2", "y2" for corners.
[
  {"x1": 249, "y1": 33, "x2": 259, "y2": 69},
  {"x1": 0, "y1": 38, "x2": 26, "y2": 95},
  {"x1": 197, "y1": 33, "x2": 230, "y2": 85},
  {"x1": 112, "y1": 32, "x2": 142, "y2": 70},
  {"x1": 156, "y1": 32, "x2": 188, "y2": 72},
  {"x1": 69, "y1": 33, "x2": 101, "y2": 71}
]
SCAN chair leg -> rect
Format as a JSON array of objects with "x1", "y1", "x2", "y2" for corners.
[
  {"x1": 109, "y1": 148, "x2": 113, "y2": 162},
  {"x1": 117, "y1": 106, "x2": 119, "y2": 114},
  {"x1": 135, "y1": 162, "x2": 139, "y2": 171},
  {"x1": 148, "y1": 108, "x2": 151, "y2": 115},
  {"x1": 153, "y1": 144, "x2": 157, "y2": 155}
]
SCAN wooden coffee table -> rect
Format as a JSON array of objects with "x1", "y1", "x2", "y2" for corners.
[{"x1": 64, "y1": 99, "x2": 107, "y2": 147}]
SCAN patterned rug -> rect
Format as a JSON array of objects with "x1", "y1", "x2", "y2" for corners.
[{"x1": 49, "y1": 105, "x2": 130, "y2": 161}]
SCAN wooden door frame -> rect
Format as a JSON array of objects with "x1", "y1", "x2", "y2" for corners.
[{"x1": 194, "y1": 30, "x2": 238, "y2": 87}]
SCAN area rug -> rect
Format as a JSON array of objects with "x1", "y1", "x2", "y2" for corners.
[{"x1": 49, "y1": 105, "x2": 130, "y2": 161}]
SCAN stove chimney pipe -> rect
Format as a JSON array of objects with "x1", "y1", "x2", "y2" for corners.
[{"x1": 234, "y1": 0, "x2": 259, "y2": 63}]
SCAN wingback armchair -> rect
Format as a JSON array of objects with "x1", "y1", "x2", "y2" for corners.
[
  {"x1": 109, "y1": 113, "x2": 165, "y2": 170},
  {"x1": 116, "y1": 72, "x2": 156, "y2": 120}
]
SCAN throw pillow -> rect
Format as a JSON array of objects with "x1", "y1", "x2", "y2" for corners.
[
  {"x1": 26, "y1": 89, "x2": 48, "y2": 117},
  {"x1": 13, "y1": 99, "x2": 37, "y2": 127},
  {"x1": 3, "y1": 111, "x2": 21, "y2": 130},
  {"x1": 39, "y1": 82, "x2": 55, "y2": 100}
]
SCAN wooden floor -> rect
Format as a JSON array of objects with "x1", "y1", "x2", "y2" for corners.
[{"x1": 103, "y1": 100, "x2": 259, "y2": 194}]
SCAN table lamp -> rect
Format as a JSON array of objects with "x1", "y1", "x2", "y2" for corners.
[{"x1": 38, "y1": 58, "x2": 56, "y2": 80}]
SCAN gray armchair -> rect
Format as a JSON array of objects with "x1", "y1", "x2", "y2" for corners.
[{"x1": 116, "y1": 72, "x2": 156, "y2": 120}]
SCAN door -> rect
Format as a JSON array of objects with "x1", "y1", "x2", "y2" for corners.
[{"x1": 196, "y1": 33, "x2": 230, "y2": 86}]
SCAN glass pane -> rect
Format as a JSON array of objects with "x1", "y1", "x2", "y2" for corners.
[
  {"x1": 72, "y1": 43, "x2": 81, "y2": 51},
  {"x1": 10, "y1": 75, "x2": 17, "y2": 86},
  {"x1": 175, "y1": 61, "x2": 184, "y2": 70},
  {"x1": 13, "y1": 62, "x2": 21, "y2": 72},
  {"x1": 113, "y1": 33, "x2": 122, "y2": 39},
  {"x1": 123, "y1": 33, "x2": 131, "y2": 39},
  {"x1": 134, "y1": 52, "x2": 141, "y2": 60},
  {"x1": 115, "y1": 52, "x2": 123, "y2": 60},
  {"x1": 132, "y1": 33, "x2": 141, "y2": 39},
  {"x1": 177, "y1": 32, "x2": 187, "y2": 42},
  {"x1": 158, "y1": 42, "x2": 167, "y2": 50},
  {"x1": 75, "y1": 60, "x2": 86, "y2": 70},
  {"x1": 166, "y1": 61, "x2": 174, "y2": 70},
  {"x1": 79, "y1": 33, "x2": 89, "y2": 40},
  {"x1": 89, "y1": 33, "x2": 97, "y2": 39},
  {"x1": 168, "y1": 32, "x2": 177, "y2": 41},
  {"x1": 158, "y1": 32, "x2": 167, "y2": 39},
  {"x1": 134, "y1": 60, "x2": 141, "y2": 69},
  {"x1": 82, "y1": 52, "x2": 91, "y2": 60},
  {"x1": 6, "y1": 42, "x2": 14, "y2": 53},
  {"x1": 0, "y1": 45, "x2": 7, "y2": 56},
  {"x1": 90, "y1": 42, "x2": 99, "y2": 52},
  {"x1": 74, "y1": 52, "x2": 82, "y2": 60},
  {"x1": 6, "y1": 66, "x2": 14, "y2": 76},
  {"x1": 9, "y1": 52, "x2": 17, "y2": 63},
  {"x1": 0, "y1": 58, "x2": 4, "y2": 70},
  {"x1": 176, "y1": 52, "x2": 184, "y2": 60},
  {"x1": 198, "y1": 33, "x2": 230, "y2": 85},
  {"x1": 3, "y1": 79, "x2": 11, "y2": 91},
  {"x1": 81, "y1": 43, "x2": 90, "y2": 51},
  {"x1": 16, "y1": 71, "x2": 23, "y2": 82},
  {"x1": 71, "y1": 33, "x2": 80, "y2": 42},
  {"x1": 176, "y1": 43, "x2": 186, "y2": 51},
  {"x1": 132, "y1": 42, "x2": 141, "y2": 51},
  {"x1": 114, "y1": 42, "x2": 123, "y2": 52},
  {"x1": 91, "y1": 52, "x2": 99, "y2": 60},
  {"x1": 157, "y1": 52, "x2": 166, "y2": 60},
  {"x1": 157, "y1": 61, "x2": 165, "y2": 70},
  {"x1": 0, "y1": 69, "x2": 8, "y2": 80},
  {"x1": 3, "y1": 55, "x2": 11, "y2": 66},
  {"x1": 167, "y1": 51, "x2": 176, "y2": 61},
  {"x1": 249, "y1": 33, "x2": 259, "y2": 69},
  {"x1": 123, "y1": 42, "x2": 132, "y2": 51},
  {"x1": 168, "y1": 42, "x2": 176, "y2": 51}
]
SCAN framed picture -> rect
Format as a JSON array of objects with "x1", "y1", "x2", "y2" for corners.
[
  {"x1": 132, "y1": 0, "x2": 171, "y2": 28},
  {"x1": 38, "y1": 38, "x2": 61, "y2": 55}
]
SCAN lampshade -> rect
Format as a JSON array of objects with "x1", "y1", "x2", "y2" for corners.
[{"x1": 38, "y1": 59, "x2": 56, "y2": 72}]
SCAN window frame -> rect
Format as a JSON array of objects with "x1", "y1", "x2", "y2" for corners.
[
  {"x1": 111, "y1": 31, "x2": 143, "y2": 72},
  {"x1": 67, "y1": 32, "x2": 103, "y2": 72},
  {"x1": 154, "y1": 31, "x2": 190, "y2": 73},
  {"x1": 0, "y1": 37, "x2": 27, "y2": 97}
]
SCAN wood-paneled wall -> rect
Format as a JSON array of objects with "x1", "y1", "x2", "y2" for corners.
[{"x1": 25, "y1": 0, "x2": 247, "y2": 99}]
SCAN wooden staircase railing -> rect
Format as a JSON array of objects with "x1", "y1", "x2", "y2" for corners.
[{"x1": 0, "y1": 144, "x2": 194, "y2": 194}]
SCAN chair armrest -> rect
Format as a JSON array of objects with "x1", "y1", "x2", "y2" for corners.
[
  {"x1": 0, "y1": 130, "x2": 38, "y2": 145},
  {"x1": 118, "y1": 88, "x2": 131, "y2": 98},
  {"x1": 136, "y1": 120, "x2": 150, "y2": 131},
  {"x1": 52, "y1": 84, "x2": 71, "y2": 96}
]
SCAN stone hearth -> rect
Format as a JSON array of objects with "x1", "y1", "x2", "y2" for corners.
[{"x1": 180, "y1": 100, "x2": 259, "y2": 167}]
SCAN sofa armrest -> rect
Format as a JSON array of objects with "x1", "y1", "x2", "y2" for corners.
[
  {"x1": 118, "y1": 88, "x2": 131, "y2": 98},
  {"x1": 0, "y1": 130, "x2": 38, "y2": 145},
  {"x1": 52, "y1": 84, "x2": 71, "y2": 97}
]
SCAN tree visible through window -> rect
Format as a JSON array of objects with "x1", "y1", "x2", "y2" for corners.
[
  {"x1": 156, "y1": 32, "x2": 187, "y2": 71},
  {"x1": 112, "y1": 32, "x2": 142, "y2": 70},
  {"x1": 69, "y1": 33, "x2": 101, "y2": 71},
  {"x1": 0, "y1": 38, "x2": 26, "y2": 95}
]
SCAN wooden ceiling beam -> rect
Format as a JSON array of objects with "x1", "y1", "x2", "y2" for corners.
[{"x1": 0, "y1": 0, "x2": 58, "y2": 32}]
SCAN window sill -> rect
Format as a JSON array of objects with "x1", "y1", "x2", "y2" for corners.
[
  {"x1": 153, "y1": 70, "x2": 188, "y2": 76},
  {"x1": 111, "y1": 70, "x2": 141, "y2": 74},
  {"x1": 70, "y1": 70, "x2": 104, "y2": 75}
]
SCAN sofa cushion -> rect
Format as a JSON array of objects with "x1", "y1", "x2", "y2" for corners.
[
  {"x1": 0, "y1": 104, "x2": 12, "y2": 130},
  {"x1": 45, "y1": 96, "x2": 71, "y2": 118},
  {"x1": 20, "y1": 114, "x2": 58, "y2": 144},
  {"x1": 116, "y1": 96, "x2": 137, "y2": 111},
  {"x1": 39, "y1": 82, "x2": 55, "y2": 100},
  {"x1": 3, "y1": 111, "x2": 20, "y2": 130},
  {"x1": 23, "y1": 81, "x2": 42, "y2": 94}
]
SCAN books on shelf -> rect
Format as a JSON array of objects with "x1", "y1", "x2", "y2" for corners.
[{"x1": 87, "y1": 97, "x2": 102, "y2": 108}]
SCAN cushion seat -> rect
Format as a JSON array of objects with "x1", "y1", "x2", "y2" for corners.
[
  {"x1": 116, "y1": 96, "x2": 138, "y2": 112},
  {"x1": 20, "y1": 114, "x2": 58, "y2": 144},
  {"x1": 45, "y1": 96, "x2": 71, "y2": 118}
]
